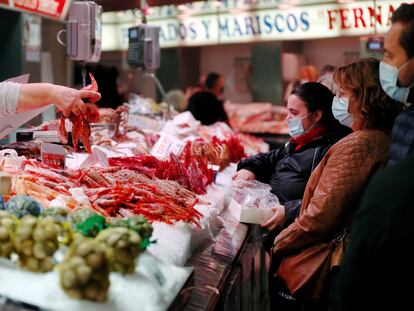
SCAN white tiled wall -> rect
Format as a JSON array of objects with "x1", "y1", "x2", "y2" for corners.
[
  {"x1": 200, "y1": 43, "x2": 253, "y2": 103},
  {"x1": 303, "y1": 36, "x2": 360, "y2": 71},
  {"x1": 198, "y1": 37, "x2": 360, "y2": 104}
]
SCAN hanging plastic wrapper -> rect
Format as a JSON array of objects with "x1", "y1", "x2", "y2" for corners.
[{"x1": 0, "y1": 149, "x2": 26, "y2": 172}]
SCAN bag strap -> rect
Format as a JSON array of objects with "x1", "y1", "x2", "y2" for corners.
[
  {"x1": 311, "y1": 147, "x2": 320, "y2": 173},
  {"x1": 332, "y1": 227, "x2": 350, "y2": 246}
]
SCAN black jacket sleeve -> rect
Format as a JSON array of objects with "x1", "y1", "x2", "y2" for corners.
[
  {"x1": 283, "y1": 199, "x2": 302, "y2": 227},
  {"x1": 331, "y1": 156, "x2": 414, "y2": 311},
  {"x1": 388, "y1": 105, "x2": 414, "y2": 165},
  {"x1": 237, "y1": 148, "x2": 282, "y2": 183}
]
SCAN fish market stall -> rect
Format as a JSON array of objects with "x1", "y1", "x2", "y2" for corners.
[{"x1": 0, "y1": 79, "x2": 270, "y2": 310}]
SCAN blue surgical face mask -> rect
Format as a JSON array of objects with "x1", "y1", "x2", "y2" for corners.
[
  {"x1": 332, "y1": 96, "x2": 353, "y2": 128},
  {"x1": 287, "y1": 113, "x2": 312, "y2": 137},
  {"x1": 380, "y1": 61, "x2": 414, "y2": 105}
]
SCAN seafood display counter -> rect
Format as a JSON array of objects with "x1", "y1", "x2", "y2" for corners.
[
  {"x1": 173, "y1": 213, "x2": 269, "y2": 310},
  {"x1": 0, "y1": 216, "x2": 268, "y2": 311},
  {"x1": 0, "y1": 165, "x2": 268, "y2": 311},
  {"x1": 0, "y1": 79, "x2": 270, "y2": 310}
]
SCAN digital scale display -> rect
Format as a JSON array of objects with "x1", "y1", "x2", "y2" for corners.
[{"x1": 129, "y1": 29, "x2": 138, "y2": 39}]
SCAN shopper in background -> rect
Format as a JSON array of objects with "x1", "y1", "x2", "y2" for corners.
[
  {"x1": 0, "y1": 80, "x2": 100, "y2": 118},
  {"x1": 331, "y1": 4, "x2": 414, "y2": 310},
  {"x1": 116, "y1": 74, "x2": 130, "y2": 105},
  {"x1": 185, "y1": 74, "x2": 206, "y2": 101},
  {"x1": 166, "y1": 89, "x2": 187, "y2": 113},
  {"x1": 320, "y1": 65, "x2": 336, "y2": 77},
  {"x1": 300, "y1": 65, "x2": 319, "y2": 84},
  {"x1": 186, "y1": 72, "x2": 229, "y2": 125},
  {"x1": 284, "y1": 65, "x2": 320, "y2": 104},
  {"x1": 269, "y1": 58, "x2": 403, "y2": 311},
  {"x1": 92, "y1": 65, "x2": 123, "y2": 109},
  {"x1": 318, "y1": 65, "x2": 337, "y2": 93},
  {"x1": 378, "y1": 3, "x2": 414, "y2": 165},
  {"x1": 235, "y1": 82, "x2": 350, "y2": 251}
]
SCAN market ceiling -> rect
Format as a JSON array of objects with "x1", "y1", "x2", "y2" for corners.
[{"x1": 96, "y1": 0, "x2": 192, "y2": 11}]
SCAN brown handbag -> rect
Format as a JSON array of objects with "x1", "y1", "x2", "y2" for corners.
[{"x1": 276, "y1": 229, "x2": 349, "y2": 302}]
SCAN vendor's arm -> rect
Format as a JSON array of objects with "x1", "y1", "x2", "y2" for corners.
[
  {"x1": 237, "y1": 148, "x2": 281, "y2": 183},
  {"x1": 0, "y1": 81, "x2": 21, "y2": 116},
  {"x1": 18, "y1": 83, "x2": 101, "y2": 117}
]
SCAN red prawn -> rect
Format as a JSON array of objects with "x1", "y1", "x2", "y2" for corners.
[{"x1": 59, "y1": 73, "x2": 100, "y2": 153}]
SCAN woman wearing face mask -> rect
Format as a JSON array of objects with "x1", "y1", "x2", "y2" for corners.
[
  {"x1": 235, "y1": 82, "x2": 350, "y2": 250},
  {"x1": 269, "y1": 58, "x2": 403, "y2": 311}
]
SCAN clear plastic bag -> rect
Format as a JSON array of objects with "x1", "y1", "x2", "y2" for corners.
[
  {"x1": 232, "y1": 179, "x2": 279, "y2": 209},
  {"x1": 231, "y1": 180, "x2": 280, "y2": 224}
]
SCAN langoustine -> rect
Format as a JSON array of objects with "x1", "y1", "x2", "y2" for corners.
[{"x1": 59, "y1": 73, "x2": 100, "y2": 153}]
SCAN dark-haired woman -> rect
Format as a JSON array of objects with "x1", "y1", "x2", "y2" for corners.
[
  {"x1": 235, "y1": 82, "x2": 350, "y2": 241},
  {"x1": 270, "y1": 58, "x2": 403, "y2": 311}
]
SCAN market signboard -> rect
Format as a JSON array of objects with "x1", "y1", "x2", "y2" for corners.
[
  {"x1": 146, "y1": 0, "x2": 336, "y2": 20},
  {"x1": 0, "y1": 0, "x2": 72, "y2": 20},
  {"x1": 102, "y1": 0, "x2": 409, "y2": 49}
]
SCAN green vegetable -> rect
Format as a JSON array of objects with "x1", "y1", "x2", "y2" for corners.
[{"x1": 75, "y1": 215, "x2": 107, "y2": 238}]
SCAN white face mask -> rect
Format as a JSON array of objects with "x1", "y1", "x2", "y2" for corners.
[
  {"x1": 379, "y1": 61, "x2": 414, "y2": 105},
  {"x1": 287, "y1": 113, "x2": 312, "y2": 137},
  {"x1": 332, "y1": 96, "x2": 353, "y2": 128}
]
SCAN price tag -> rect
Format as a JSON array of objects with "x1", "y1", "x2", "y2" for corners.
[
  {"x1": 208, "y1": 163, "x2": 220, "y2": 183},
  {"x1": 151, "y1": 133, "x2": 185, "y2": 160},
  {"x1": 41, "y1": 143, "x2": 66, "y2": 169}
]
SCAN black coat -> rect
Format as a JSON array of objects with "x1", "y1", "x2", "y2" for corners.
[
  {"x1": 237, "y1": 129, "x2": 349, "y2": 227},
  {"x1": 186, "y1": 91, "x2": 228, "y2": 125},
  {"x1": 388, "y1": 99, "x2": 414, "y2": 165},
  {"x1": 331, "y1": 156, "x2": 414, "y2": 311}
]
